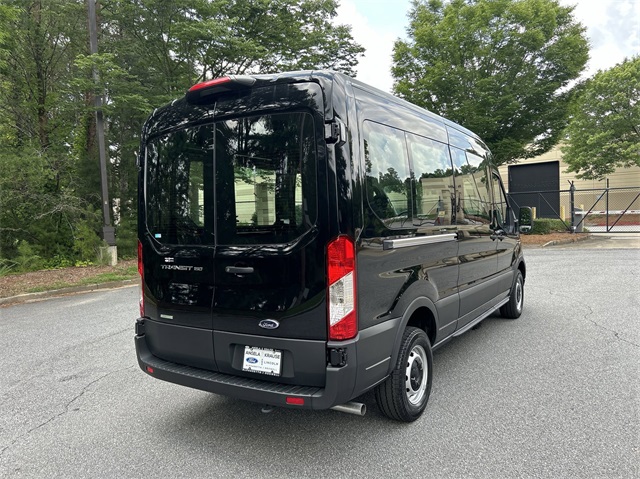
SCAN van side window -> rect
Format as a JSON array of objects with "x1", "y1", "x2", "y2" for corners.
[
  {"x1": 406, "y1": 133, "x2": 454, "y2": 227},
  {"x1": 450, "y1": 148, "x2": 491, "y2": 225},
  {"x1": 491, "y1": 172, "x2": 510, "y2": 230},
  {"x1": 363, "y1": 121, "x2": 412, "y2": 229}
]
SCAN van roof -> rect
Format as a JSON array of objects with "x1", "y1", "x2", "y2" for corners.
[{"x1": 143, "y1": 70, "x2": 487, "y2": 152}]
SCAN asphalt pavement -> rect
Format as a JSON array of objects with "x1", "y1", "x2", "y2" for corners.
[{"x1": 0, "y1": 243, "x2": 638, "y2": 478}]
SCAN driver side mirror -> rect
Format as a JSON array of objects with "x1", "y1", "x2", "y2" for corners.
[{"x1": 518, "y1": 206, "x2": 533, "y2": 234}]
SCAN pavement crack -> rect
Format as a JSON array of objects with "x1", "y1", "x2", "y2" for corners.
[
  {"x1": 0, "y1": 327, "x2": 131, "y2": 402},
  {"x1": 78, "y1": 326, "x2": 131, "y2": 349},
  {"x1": 585, "y1": 306, "x2": 639, "y2": 348},
  {"x1": 0, "y1": 365, "x2": 135, "y2": 459},
  {"x1": 59, "y1": 364, "x2": 136, "y2": 415}
]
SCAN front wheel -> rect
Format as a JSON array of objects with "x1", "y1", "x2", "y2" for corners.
[
  {"x1": 500, "y1": 270, "x2": 524, "y2": 319},
  {"x1": 375, "y1": 327, "x2": 433, "y2": 422}
]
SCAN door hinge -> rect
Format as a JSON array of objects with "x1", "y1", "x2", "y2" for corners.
[
  {"x1": 328, "y1": 347, "x2": 348, "y2": 367},
  {"x1": 325, "y1": 118, "x2": 346, "y2": 145},
  {"x1": 135, "y1": 318, "x2": 146, "y2": 336}
]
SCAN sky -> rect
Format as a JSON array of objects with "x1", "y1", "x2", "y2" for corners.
[{"x1": 335, "y1": 0, "x2": 640, "y2": 93}]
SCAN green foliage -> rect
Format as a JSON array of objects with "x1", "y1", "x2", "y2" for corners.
[
  {"x1": 115, "y1": 211, "x2": 138, "y2": 259},
  {"x1": 392, "y1": 0, "x2": 589, "y2": 165},
  {"x1": 73, "y1": 221, "x2": 105, "y2": 263},
  {"x1": 207, "y1": 0, "x2": 365, "y2": 76},
  {"x1": 0, "y1": 258, "x2": 16, "y2": 277},
  {"x1": 14, "y1": 241, "x2": 46, "y2": 272},
  {"x1": 43, "y1": 256, "x2": 75, "y2": 269},
  {"x1": 0, "y1": 3, "x2": 17, "y2": 70},
  {"x1": 0, "y1": 0, "x2": 362, "y2": 270},
  {"x1": 0, "y1": 0, "x2": 92, "y2": 267},
  {"x1": 530, "y1": 218, "x2": 569, "y2": 235},
  {"x1": 562, "y1": 57, "x2": 640, "y2": 180}
]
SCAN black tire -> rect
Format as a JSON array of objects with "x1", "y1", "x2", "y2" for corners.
[
  {"x1": 500, "y1": 270, "x2": 524, "y2": 319},
  {"x1": 375, "y1": 327, "x2": 433, "y2": 422}
]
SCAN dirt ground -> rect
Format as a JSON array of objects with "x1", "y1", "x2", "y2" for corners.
[
  {"x1": 0, "y1": 259, "x2": 137, "y2": 299},
  {"x1": 519, "y1": 231, "x2": 589, "y2": 246},
  {"x1": 0, "y1": 232, "x2": 586, "y2": 300}
]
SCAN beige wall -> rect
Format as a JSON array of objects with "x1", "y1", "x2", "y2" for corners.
[{"x1": 498, "y1": 145, "x2": 640, "y2": 192}]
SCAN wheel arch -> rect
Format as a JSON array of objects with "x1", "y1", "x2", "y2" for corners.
[
  {"x1": 387, "y1": 297, "x2": 437, "y2": 375},
  {"x1": 517, "y1": 257, "x2": 526, "y2": 282}
]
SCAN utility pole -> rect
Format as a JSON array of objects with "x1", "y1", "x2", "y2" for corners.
[{"x1": 88, "y1": 0, "x2": 117, "y2": 265}]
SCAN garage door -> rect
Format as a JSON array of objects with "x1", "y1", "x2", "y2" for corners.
[{"x1": 508, "y1": 162, "x2": 559, "y2": 218}]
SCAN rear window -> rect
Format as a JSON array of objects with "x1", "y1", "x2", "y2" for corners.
[{"x1": 145, "y1": 112, "x2": 317, "y2": 245}]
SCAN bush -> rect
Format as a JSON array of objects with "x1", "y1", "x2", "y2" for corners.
[
  {"x1": 43, "y1": 255, "x2": 75, "y2": 269},
  {"x1": 73, "y1": 222, "x2": 105, "y2": 263},
  {"x1": 115, "y1": 211, "x2": 138, "y2": 259},
  {"x1": 0, "y1": 258, "x2": 16, "y2": 277},
  {"x1": 530, "y1": 218, "x2": 570, "y2": 235},
  {"x1": 13, "y1": 240, "x2": 46, "y2": 272}
]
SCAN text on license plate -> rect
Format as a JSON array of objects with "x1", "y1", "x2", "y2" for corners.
[{"x1": 242, "y1": 346, "x2": 282, "y2": 376}]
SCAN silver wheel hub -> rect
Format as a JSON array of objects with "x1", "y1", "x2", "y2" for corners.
[
  {"x1": 515, "y1": 280, "x2": 523, "y2": 313},
  {"x1": 405, "y1": 344, "x2": 428, "y2": 405}
]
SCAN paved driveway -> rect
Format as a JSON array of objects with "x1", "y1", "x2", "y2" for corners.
[{"x1": 0, "y1": 245, "x2": 638, "y2": 478}]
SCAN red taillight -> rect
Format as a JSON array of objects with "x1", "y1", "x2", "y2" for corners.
[
  {"x1": 146, "y1": 366, "x2": 154, "y2": 374},
  {"x1": 286, "y1": 397, "x2": 305, "y2": 406},
  {"x1": 138, "y1": 240, "x2": 145, "y2": 317},
  {"x1": 327, "y1": 236, "x2": 357, "y2": 341},
  {"x1": 188, "y1": 76, "x2": 231, "y2": 92}
]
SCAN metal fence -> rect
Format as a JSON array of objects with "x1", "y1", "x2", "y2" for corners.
[{"x1": 508, "y1": 184, "x2": 640, "y2": 233}]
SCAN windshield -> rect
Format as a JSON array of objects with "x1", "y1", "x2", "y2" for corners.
[{"x1": 145, "y1": 111, "x2": 317, "y2": 245}]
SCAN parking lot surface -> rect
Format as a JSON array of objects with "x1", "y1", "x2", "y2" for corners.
[{"x1": 0, "y1": 245, "x2": 638, "y2": 478}]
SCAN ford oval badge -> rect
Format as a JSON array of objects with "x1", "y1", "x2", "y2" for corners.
[
  {"x1": 246, "y1": 357, "x2": 258, "y2": 364},
  {"x1": 259, "y1": 319, "x2": 280, "y2": 330}
]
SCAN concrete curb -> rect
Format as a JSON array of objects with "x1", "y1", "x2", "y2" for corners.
[
  {"x1": 541, "y1": 234, "x2": 593, "y2": 248},
  {"x1": 0, "y1": 279, "x2": 136, "y2": 306}
]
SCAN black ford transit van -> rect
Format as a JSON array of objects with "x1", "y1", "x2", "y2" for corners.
[{"x1": 135, "y1": 71, "x2": 530, "y2": 422}]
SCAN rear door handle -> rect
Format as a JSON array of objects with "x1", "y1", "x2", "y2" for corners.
[{"x1": 225, "y1": 266, "x2": 254, "y2": 274}]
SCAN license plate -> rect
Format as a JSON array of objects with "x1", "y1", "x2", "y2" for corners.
[{"x1": 242, "y1": 346, "x2": 282, "y2": 376}]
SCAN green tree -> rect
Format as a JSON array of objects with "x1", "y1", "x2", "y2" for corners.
[
  {"x1": 96, "y1": 0, "x2": 363, "y2": 256},
  {"x1": 562, "y1": 57, "x2": 640, "y2": 180},
  {"x1": 0, "y1": 0, "x2": 97, "y2": 265},
  {"x1": 392, "y1": 0, "x2": 589, "y2": 165},
  {"x1": 0, "y1": 0, "x2": 363, "y2": 267},
  {"x1": 197, "y1": 0, "x2": 364, "y2": 78}
]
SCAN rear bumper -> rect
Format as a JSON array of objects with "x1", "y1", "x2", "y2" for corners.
[{"x1": 134, "y1": 323, "x2": 358, "y2": 410}]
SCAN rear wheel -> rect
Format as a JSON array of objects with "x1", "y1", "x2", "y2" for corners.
[
  {"x1": 375, "y1": 327, "x2": 433, "y2": 422},
  {"x1": 500, "y1": 270, "x2": 524, "y2": 319}
]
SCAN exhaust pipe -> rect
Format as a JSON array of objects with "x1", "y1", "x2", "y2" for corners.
[{"x1": 330, "y1": 401, "x2": 367, "y2": 416}]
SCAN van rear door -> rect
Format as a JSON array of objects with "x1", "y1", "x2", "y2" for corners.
[
  {"x1": 207, "y1": 84, "x2": 329, "y2": 386},
  {"x1": 142, "y1": 80, "x2": 329, "y2": 380},
  {"x1": 209, "y1": 108, "x2": 326, "y2": 341},
  {"x1": 142, "y1": 122, "x2": 218, "y2": 369}
]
